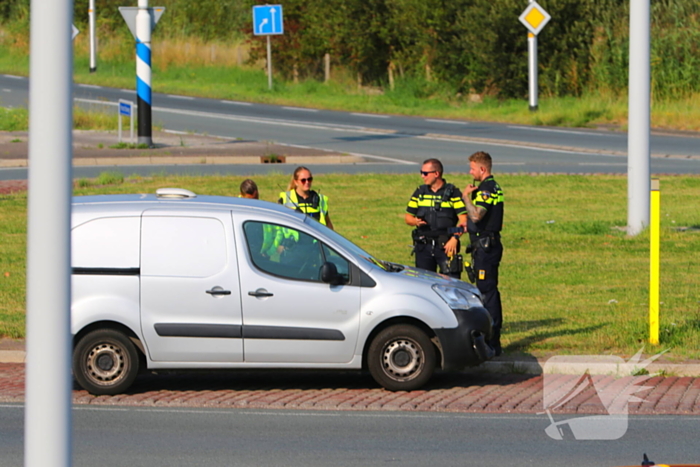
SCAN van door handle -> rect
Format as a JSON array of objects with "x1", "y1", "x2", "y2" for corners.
[
  {"x1": 206, "y1": 287, "x2": 231, "y2": 296},
  {"x1": 248, "y1": 289, "x2": 274, "y2": 298}
]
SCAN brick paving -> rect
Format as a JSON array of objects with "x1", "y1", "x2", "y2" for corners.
[{"x1": 2, "y1": 363, "x2": 699, "y2": 415}]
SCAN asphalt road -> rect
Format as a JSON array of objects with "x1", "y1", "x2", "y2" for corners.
[
  {"x1": 1, "y1": 404, "x2": 698, "y2": 467},
  {"x1": 2, "y1": 74, "x2": 700, "y2": 177}
]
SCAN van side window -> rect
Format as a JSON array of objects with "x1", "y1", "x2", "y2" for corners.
[
  {"x1": 321, "y1": 244, "x2": 350, "y2": 284},
  {"x1": 244, "y1": 221, "x2": 324, "y2": 282},
  {"x1": 72, "y1": 217, "x2": 140, "y2": 268},
  {"x1": 141, "y1": 217, "x2": 227, "y2": 278}
]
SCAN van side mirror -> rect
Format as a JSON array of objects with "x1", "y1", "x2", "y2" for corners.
[{"x1": 321, "y1": 262, "x2": 341, "y2": 285}]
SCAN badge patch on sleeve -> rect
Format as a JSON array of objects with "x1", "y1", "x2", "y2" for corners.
[
  {"x1": 478, "y1": 269, "x2": 486, "y2": 280},
  {"x1": 480, "y1": 191, "x2": 491, "y2": 202}
]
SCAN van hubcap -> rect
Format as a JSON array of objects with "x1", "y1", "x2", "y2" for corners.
[
  {"x1": 86, "y1": 343, "x2": 125, "y2": 383},
  {"x1": 382, "y1": 338, "x2": 423, "y2": 381}
]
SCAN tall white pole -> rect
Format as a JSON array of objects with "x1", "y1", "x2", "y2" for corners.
[
  {"x1": 89, "y1": 0, "x2": 96, "y2": 72},
  {"x1": 627, "y1": 0, "x2": 651, "y2": 236},
  {"x1": 25, "y1": 0, "x2": 74, "y2": 465},
  {"x1": 528, "y1": 31, "x2": 538, "y2": 111}
]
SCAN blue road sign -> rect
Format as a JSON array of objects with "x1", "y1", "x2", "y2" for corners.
[
  {"x1": 252, "y1": 5, "x2": 284, "y2": 36},
  {"x1": 119, "y1": 101, "x2": 132, "y2": 117}
]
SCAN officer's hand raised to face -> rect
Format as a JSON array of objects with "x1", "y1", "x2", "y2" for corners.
[{"x1": 463, "y1": 184, "x2": 478, "y2": 197}]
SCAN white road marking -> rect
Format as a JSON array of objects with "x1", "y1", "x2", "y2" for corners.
[
  {"x1": 78, "y1": 84, "x2": 101, "y2": 89},
  {"x1": 167, "y1": 95, "x2": 194, "y2": 100},
  {"x1": 425, "y1": 119, "x2": 468, "y2": 125},
  {"x1": 283, "y1": 106, "x2": 318, "y2": 112},
  {"x1": 221, "y1": 100, "x2": 253, "y2": 106},
  {"x1": 507, "y1": 125, "x2": 617, "y2": 137},
  {"x1": 345, "y1": 152, "x2": 416, "y2": 165},
  {"x1": 3, "y1": 75, "x2": 23, "y2": 79},
  {"x1": 2, "y1": 89, "x2": 11, "y2": 92},
  {"x1": 351, "y1": 113, "x2": 390, "y2": 119}
]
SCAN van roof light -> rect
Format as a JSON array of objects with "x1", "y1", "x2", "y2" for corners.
[{"x1": 156, "y1": 188, "x2": 197, "y2": 199}]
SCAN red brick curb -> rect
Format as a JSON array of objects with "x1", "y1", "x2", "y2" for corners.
[{"x1": 2, "y1": 363, "x2": 699, "y2": 415}]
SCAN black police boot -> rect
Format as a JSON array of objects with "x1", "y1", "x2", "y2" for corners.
[{"x1": 490, "y1": 340, "x2": 502, "y2": 357}]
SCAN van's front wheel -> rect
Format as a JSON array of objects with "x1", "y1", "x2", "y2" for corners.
[
  {"x1": 73, "y1": 329, "x2": 139, "y2": 395},
  {"x1": 368, "y1": 324, "x2": 436, "y2": 391}
]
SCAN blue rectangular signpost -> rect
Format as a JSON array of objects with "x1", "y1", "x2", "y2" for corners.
[
  {"x1": 253, "y1": 5, "x2": 284, "y2": 35},
  {"x1": 252, "y1": 5, "x2": 284, "y2": 89},
  {"x1": 118, "y1": 99, "x2": 135, "y2": 144}
]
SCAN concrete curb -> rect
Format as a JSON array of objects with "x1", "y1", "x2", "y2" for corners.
[
  {"x1": 473, "y1": 359, "x2": 700, "y2": 377},
  {"x1": 0, "y1": 351, "x2": 25, "y2": 364},
  {"x1": 3, "y1": 349, "x2": 699, "y2": 376}
]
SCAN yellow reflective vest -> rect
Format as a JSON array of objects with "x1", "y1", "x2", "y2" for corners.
[{"x1": 278, "y1": 190, "x2": 329, "y2": 226}]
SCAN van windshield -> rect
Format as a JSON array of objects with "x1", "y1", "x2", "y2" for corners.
[{"x1": 305, "y1": 218, "x2": 396, "y2": 272}]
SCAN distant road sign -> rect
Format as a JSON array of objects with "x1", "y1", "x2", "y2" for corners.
[
  {"x1": 252, "y1": 5, "x2": 284, "y2": 36},
  {"x1": 519, "y1": 1, "x2": 551, "y2": 35},
  {"x1": 118, "y1": 7, "x2": 166, "y2": 39}
]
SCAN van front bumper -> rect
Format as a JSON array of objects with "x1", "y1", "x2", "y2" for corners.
[{"x1": 433, "y1": 306, "x2": 494, "y2": 371}]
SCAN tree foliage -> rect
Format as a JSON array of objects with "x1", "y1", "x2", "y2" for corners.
[{"x1": 2, "y1": 0, "x2": 699, "y2": 99}]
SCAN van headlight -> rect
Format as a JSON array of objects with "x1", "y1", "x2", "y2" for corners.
[{"x1": 432, "y1": 284, "x2": 483, "y2": 310}]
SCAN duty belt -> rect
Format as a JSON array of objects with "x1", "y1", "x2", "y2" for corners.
[{"x1": 470, "y1": 232, "x2": 500, "y2": 242}]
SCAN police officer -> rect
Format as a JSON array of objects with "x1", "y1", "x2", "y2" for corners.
[
  {"x1": 405, "y1": 158, "x2": 467, "y2": 279},
  {"x1": 462, "y1": 151, "x2": 504, "y2": 356},
  {"x1": 278, "y1": 166, "x2": 334, "y2": 230}
]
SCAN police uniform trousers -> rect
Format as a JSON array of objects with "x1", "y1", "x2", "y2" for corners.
[
  {"x1": 415, "y1": 240, "x2": 461, "y2": 280},
  {"x1": 472, "y1": 236, "x2": 503, "y2": 351}
]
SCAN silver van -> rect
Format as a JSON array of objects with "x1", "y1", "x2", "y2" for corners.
[{"x1": 71, "y1": 188, "x2": 493, "y2": 394}]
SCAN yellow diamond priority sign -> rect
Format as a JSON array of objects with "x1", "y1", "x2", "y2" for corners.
[{"x1": 519, "y1": 1, "x2": 551, "y2": 35}]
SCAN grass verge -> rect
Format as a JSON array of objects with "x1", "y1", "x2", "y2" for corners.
[{"x1": 1, "y1": 172, "x2": 699, "y2": 360}]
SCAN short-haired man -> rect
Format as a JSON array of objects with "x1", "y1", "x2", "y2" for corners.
[
  {"x1": 405, "y1": 158, "x2": 467, "y2": 278},
  {"x1": 462, "y1": 151, "x2": 504, "y2": 356}
]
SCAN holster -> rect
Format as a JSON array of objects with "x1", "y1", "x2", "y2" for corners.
[
  {"x1": 471, "y1": 236, "x2": 491, "y2": 253},
  {"x1": 439, "y1": 254, "x2": 463, "y2": 276}
]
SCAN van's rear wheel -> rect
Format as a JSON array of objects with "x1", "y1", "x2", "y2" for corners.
[
  {"x1": 368, "y1": 324, "x2": 436, "y2": 391},
  {"x1": 73, "y1": 329, "x2": 139, "y2": 395}
]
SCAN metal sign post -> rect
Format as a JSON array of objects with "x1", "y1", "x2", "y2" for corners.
[
  {"x1": 118, "y1": 99, "x2": 135, "y2": 144},
  {"x1": 26, "y1": 0, "x2": 74, "y2": 465},
  {"x1": 119, "y1": 3, "x2": 165, "y2": 147},
  {"x1": 519, "y1": 1, "x2": 551, "y2": 111},
  {"x1": 649, "y1": 179, "x2": 660, "y2": 344},
  {"x1": 89, "y1": 0, "x2": 96, "y2": 72},
  {"x1": 252, "y1": 4, "x2": 284, "y2": 90},
  {"x1": 627, "y1": 0, "x2": 651, "y2": 236}
]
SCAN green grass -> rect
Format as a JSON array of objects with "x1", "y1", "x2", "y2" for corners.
[
  {"x1": 0, "y1": 105, "x2": 125, "y2": 132},
  {"x1": 2, "y1": 172, "x2": 700, "y2": 361},
  {"x1": 1, "y1": 47, "x2": 699, "y2": 130},
  {"x1": 0, "y1": 107, "x2": 28, "y2": 131},
  {"x1": 108, "y1": 142, "x2": 151, "y2": 150}
]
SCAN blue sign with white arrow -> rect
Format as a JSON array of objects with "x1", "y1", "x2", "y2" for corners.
[{"x1": 252, "y1": 5, "x2": 284, "y2": 35}]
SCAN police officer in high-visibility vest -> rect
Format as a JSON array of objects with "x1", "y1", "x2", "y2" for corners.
[
  {"x1": 278, "y1": 166, "x2": 334, "y2": 230},
  {"x1": 462, "y1": 151, "x2": 505, "y2": 356},
  {"x1": 405, "y1": 158, "x2": 467, "y2": 279}
]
